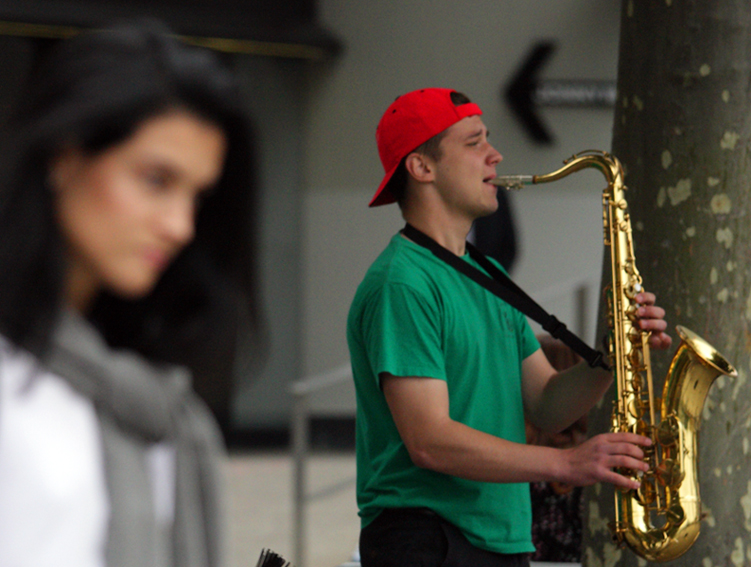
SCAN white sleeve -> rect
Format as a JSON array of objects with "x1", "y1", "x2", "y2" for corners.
[{"x1": 0, "y1": 337, "x2": 109, "y2": 567}]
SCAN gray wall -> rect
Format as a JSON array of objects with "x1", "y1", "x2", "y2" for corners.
[
  {"x1": 238, "y1": 0, "x2": 623, "y2": 426},
  {"x1": 232, "y1": 55, "x2": 307, "y2": 428}
]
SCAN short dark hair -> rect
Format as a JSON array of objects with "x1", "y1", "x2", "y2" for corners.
[
  {"x1": 389, "y1": 90, "x2": 472, "y2": 205},
  {"x1": 0, "y1": 20, "x2": 264, "y2": 419}
]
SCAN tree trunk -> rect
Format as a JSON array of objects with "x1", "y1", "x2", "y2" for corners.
[{"x1": 582, "y1": 1, "x2": 751, "y2": 566}]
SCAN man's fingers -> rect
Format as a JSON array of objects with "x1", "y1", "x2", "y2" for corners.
[
  {"x1": 648, "y1": 331, "x2": 673, "y2": 349},
  {"x1": 603, "y1": 470, "x2": 642, "y2": 491},
  {"x1": 609, "y1": 452, "x2": 649, "y2": 473},
  {"x1": 606, "y1": 432, "x2": 652, "y2": 447},
  {"x1": 637, "y1": 306, "x2": 667, "y2": 325},
  {"x1": 635, "y1": 292, "x2": 656, "y2": 306}
]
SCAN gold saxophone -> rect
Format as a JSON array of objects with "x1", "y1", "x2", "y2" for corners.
[{"x1": 492, "y1": 149, "x2": 738, "y2": 562}]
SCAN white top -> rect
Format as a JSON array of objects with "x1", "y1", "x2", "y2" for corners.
[{"x1": 0, "y1": 336, "x2": 176, "y2": 567}]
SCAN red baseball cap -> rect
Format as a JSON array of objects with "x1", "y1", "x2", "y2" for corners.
[{"x1": 370, "y1": 88, "x2": 483, "y2": 207}]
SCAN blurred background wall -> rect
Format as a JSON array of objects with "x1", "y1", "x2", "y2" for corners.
[{"x1": 0, "y1": 0, "x2": 622, "y2": 441}]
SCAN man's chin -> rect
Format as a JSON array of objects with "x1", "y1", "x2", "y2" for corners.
[{"x1": 476, "y1": 200, "x2": 500, "y2": 219}]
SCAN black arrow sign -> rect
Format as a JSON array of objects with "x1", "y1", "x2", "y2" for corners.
[
  {"x1": 504, "y1": 41, "x2": 616, "y2": 145},
  {"x1": 505, "y1": 41, "x2": 557, "y2": 144}
]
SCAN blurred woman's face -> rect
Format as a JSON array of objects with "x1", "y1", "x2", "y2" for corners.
[{"x1": 52, "y1": 109, "x2": 227, "y2": 310}]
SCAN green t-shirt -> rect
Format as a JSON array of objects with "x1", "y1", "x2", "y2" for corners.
[{"x1": 347, "y1": 233, "x2": 540, "y2": 555}]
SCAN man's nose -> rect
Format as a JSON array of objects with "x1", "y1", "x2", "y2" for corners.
[{"x1": 488, "y1": 145, "x2": 503, "y2": 165}]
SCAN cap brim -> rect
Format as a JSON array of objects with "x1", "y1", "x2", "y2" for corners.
[{"x1": 368, "y1": 162, "x2": 399, "y2": 207}]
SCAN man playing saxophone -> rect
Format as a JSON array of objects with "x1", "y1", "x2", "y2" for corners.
[{"x1": 347, "y1": 88, "x2": 673, "y2": 567}]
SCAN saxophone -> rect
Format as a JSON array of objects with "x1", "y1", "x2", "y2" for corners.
[{"x1": 492, "y1": 150, "x2": 738, "y2": 562}]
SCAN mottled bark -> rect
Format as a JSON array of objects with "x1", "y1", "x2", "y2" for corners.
[{"x1": 582, "y1": 1, "x2": 751, "y2": 566}]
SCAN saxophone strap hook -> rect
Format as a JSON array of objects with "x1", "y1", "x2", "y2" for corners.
[
  {"x1": 588, "y1": 351, "x2": 610, "y2": 372},
  {"x1": 541, "y1": 315, "x2": 610, "y2": 370},
  {"x1": 541, "y1": 315, "x2": 566, "y2": 339}
]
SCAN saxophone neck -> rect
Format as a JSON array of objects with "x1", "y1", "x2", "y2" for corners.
[
  {"x1": 490, "y1": 149, "x2": 624, "y2": 190},
  {"x1": 488, "y1": 175, "x2": 533, "y2": 189}
]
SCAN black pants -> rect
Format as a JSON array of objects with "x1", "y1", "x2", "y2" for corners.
[{"x1": 359, "y1": 508, "x2": 530, "y2": 567}]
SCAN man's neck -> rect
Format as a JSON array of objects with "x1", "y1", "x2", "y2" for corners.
[{"x1": 402, "y1": 208, "x2": 472, "y2": 256}]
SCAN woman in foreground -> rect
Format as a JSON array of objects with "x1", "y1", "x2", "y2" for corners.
[{"x1": 0, "y1": 21, "x2": 260, "y2": 567}]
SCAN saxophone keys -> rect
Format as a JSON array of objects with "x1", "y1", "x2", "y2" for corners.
[
  {"x1": 625, "y1": 304, "x2": 640, "y2": 322},
  {"x1": 624, "y1": 280, "x2": 642, "y2": 298},
  {"x1": 628, "y1": 348, "x2": 645, "y2": 371},
  {"x1": 628, "y1": 326, "x2": 642, "y2": 345},
  {"x1": 629, "y1": 373, "x2": 643, "y2": 391},
  {"x1": 636, "y1": 478, "x2": 657, "y2": 505},
  {"x1": 633, "y1": 420, "x2": 650, "y2": 436},
  {"x1": 609, "y1": 524, "x2": 625, "y2": 545},
  {"x1": 657, "y1": 416, "x2": 680, "y2": 447},
  {"x1": 666, "y1": 502, "x2": 686, "y2": 527},
  {"x1": 627, "y1": 399, "x2": 643, "y2": 419},
  {"x1": 656, "y1": 458, "x2": 685, "y2": 488}
]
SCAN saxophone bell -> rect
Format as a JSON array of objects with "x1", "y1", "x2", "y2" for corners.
[{"x1": 613, "y1": 324, "x2": 736, "y2": 562}]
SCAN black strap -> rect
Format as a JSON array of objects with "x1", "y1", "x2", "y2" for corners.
[{"x1": 402, "y1": 223, "x2": 610, "y2": 371}]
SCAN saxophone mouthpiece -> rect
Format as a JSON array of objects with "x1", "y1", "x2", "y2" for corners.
[{"x1": 489, "y1": 175, "x2": 534, "y2": 190}]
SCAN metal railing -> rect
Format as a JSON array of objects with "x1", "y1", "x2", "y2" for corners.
[{"x1": 289, "y1": 363, "x2": 355, "y2": 567}]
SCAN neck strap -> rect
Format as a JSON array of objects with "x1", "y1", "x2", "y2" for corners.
[{"x1": 402, "y1": 223, "x2": 609, "y2": 371}]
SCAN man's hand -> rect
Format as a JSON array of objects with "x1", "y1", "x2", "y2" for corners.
[
  {"x1": 635, "y1": 291, "x2": 672, "y2": 349},
  {"x1": 558, "y1": 432, "x2": 651, "y2": 490}
]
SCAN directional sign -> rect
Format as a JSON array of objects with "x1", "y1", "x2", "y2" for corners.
[
  {"x1": 504, "y1": 41, "x2": 616, "y2": 144},
  {"x1": 535, "y1": 80, "x2": 616, "y2": 107}
]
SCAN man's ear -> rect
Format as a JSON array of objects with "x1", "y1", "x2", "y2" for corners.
[{"x1": 404, "y1": 152, "x2": 435, "y2": 184}]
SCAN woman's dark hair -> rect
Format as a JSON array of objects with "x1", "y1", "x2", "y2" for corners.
[{"x1": 0, "y1": 20, "x2": 264, "y2": 428}]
